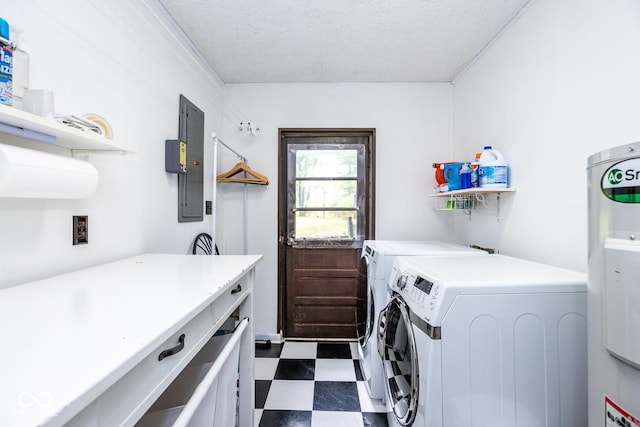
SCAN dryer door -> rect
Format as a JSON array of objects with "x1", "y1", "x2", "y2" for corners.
[{"x1": 378, "y1": 295, "x2": 419, "y2": 426}]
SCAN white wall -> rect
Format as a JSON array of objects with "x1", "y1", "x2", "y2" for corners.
[
  {"x1": 0, "y1": 0, "x2": 225, "y2": 289},
  {"x1": 221, "y1": 82, "x2": 453, "y2": 336},
  {"x1": 452, "y1": 0, "x2": 640, "y2": 271}
]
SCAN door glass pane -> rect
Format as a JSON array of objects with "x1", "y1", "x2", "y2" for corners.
[
  {"x1": 296, "y1": 149, "x2": 357, "y2": 178},
  {"x1": 288, "y1": 143, "x2": 366, "y2": 243},
  {"x1": 295, "y1": 210, "x2": 357, "y2": 239},
  {"x1": 296, "y1": 180, "x2": 357, "y2": 209}
]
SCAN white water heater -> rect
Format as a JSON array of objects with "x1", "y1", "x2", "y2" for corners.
[{"x1": 588, "y1": 142, "x2": 640, "y2": 427}]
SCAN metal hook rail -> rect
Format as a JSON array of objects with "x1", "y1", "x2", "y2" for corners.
[{"x1": 216, "y1": 137, "x2": 247, "y2": 163}]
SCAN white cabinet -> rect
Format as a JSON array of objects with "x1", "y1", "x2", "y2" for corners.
[{"x1": 0, "y1": 254, "x2": 260, "y2": 427}]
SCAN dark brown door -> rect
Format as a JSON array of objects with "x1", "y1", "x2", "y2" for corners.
[{"x1": 278, "y1": 129, "x2": 375, "y2": 339}]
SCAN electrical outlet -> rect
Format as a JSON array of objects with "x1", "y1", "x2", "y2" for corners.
[
  {"x1": 73, "y1": 216, "x2": 88, "y2": 245},
  {"x1": 205, "y1": 200, "x2": 212, "y2": 215}
]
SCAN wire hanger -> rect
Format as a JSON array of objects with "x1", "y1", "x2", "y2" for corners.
[{"x1": 217, "y1": 161, "x2": 269, "y2": 185}]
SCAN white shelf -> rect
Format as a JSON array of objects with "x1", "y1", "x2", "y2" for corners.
[
  {"x1": 0, "y1": 103, "x2": 137, "y2": 154},
  {"x1": 431, "y1": 187, "x2": 515, "y2": 221},
  {"x1": 430, "y1": 188, "x2": 515, "y2": 198}
]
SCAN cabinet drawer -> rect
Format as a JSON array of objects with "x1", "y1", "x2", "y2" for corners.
[
  {"x1": 67, "y1": 305, "x2": 215, "y2": 426},
  {"x1": 136, "y1": 319, "x2": 248, "y2": 427},
  {"x1": 144, "y1": 334, "x2": 232, "y2": 414},
  {"x1": 211, "y1": 280, "x2": 249, "y2": 325}
]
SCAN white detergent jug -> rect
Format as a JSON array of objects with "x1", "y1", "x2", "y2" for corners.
[{"x1": 479, "y1": 146, "x2": 508, "y2": 188}]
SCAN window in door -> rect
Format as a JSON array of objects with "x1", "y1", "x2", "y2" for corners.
[{"x1": 290, "y1": 145, "x2": 365, "y2": 243}]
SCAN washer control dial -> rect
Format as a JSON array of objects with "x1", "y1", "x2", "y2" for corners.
[{"x1": 398, "y1": 274, "x2": 408, "y2": 290}]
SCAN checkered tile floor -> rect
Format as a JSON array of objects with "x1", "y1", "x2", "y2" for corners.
[{"x1": 255, "y1": 341, "x2": 388, "y2": 427}]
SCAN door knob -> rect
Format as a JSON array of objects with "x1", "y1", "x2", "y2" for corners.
[{"x1": 279, "y1": 235, "x2": 295, "y2": 246}]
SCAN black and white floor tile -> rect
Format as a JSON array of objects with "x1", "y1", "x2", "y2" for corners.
[{"x1": 255, "y1": 341, "x2": 388, "y2": 427}]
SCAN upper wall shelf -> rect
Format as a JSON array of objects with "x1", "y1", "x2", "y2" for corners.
[
  {"x1": 430, "y1": 188, "x2": 515, "y2": 221},
  {"x1": 0, "y1": 104, "x2": 137, "y2": 154},
  {"x1": 430, "y1": 188, "x2": 516, "y2": 198}
]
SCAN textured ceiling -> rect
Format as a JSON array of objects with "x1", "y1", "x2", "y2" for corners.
[{"x1": 159, "y1": 0, "x2": 532, "y2": 83}]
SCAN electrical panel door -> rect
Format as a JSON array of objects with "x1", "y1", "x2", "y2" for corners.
[{"x1": 178, "y1": 95, "x2": 204, "y2": 222}]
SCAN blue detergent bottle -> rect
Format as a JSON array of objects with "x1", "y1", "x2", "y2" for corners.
[
  {"x1": 0, "y1": 17, "x2": 12, "y2": 106},
  {"x1": 460, "y1": 162, "x2": 472, "y2": 189}
]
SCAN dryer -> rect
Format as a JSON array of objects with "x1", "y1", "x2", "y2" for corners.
[
  {"x1": 358, "y1": 241, "x2": 485, "y2": 401},
  {"x1": 378, "y1": 254, "x2": 587, "y2": 427}
]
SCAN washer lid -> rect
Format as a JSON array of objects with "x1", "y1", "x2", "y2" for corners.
[
  {"x1": 401, "y1": 254, "x2": 586, "y2": 292},
  {"x1": 363, "y1": 240, "x2": 484, "y2": 256},
  {"x1": 397, "y1": 254, "x2": 586, "y2": 327}
]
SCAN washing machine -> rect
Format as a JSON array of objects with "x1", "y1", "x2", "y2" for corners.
[
  {"x1": 357, "y1": 241, "x2": 485, "y2": 401},
  {"x1": 378, "y1": 254, "x2": 587, "y2": 427}
]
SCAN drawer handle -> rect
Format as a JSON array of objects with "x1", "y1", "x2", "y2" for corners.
[
  {"x1": 231, "y1": 284, "x2": 242, "y2": 295},
  {"x1": 158, "y1": 333, "x2": 185, "y2": 361}
]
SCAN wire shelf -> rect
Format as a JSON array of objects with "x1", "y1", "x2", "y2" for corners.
[
  {"x1": 433, "y1": 193, "x2": 476, "y2": 211},
  {"x1": 430, "y1": 188, "x2": 515, "y2": 218}
]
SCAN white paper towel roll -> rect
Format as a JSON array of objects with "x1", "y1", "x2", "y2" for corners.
[{"x1": 0, "y1": 143, "x2": 99, "y2": 199}]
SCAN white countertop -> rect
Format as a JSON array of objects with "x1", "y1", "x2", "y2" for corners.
[{"x1": 0, "y1": 253, "x2": 262, "y2": 426}]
